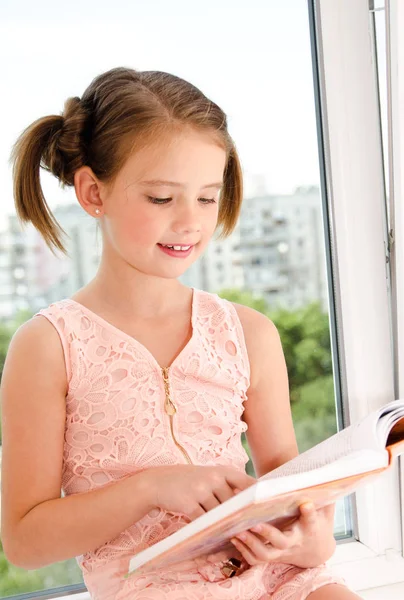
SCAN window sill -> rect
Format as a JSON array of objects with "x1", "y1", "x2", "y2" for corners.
[
  {"x1": 360, "y1": 582, "x2": 404, "y2": 599},
  {"x1": 329, "y1": 541, "x2": 404, "y2": 591}
]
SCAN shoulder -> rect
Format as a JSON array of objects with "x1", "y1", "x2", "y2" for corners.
[
  {"x1": 4, "y1": 314, "x2": 68, "y2": 394},
  {"x1": 230, "y1": 302, "x2": 283, "y2": 387},
  {"x1": 7, "y1": 301, "x2": 73, "y2": 379},
  {"x1": 231, "y1": 301, "x2": 281, "y2": 353},
  {"x1": 201, "y1": 290, "x2": 278, "y2": 338},
  {"x1": 8, "y1": 312, "x2": 67, "y2": 363},
  {"x1": 230, "y1": 301, "x2": 278, "y2": 336},
  {"x1": 10, "y1": 311, "x2": 64, "y2": 347}
]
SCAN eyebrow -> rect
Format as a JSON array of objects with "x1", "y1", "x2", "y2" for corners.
[{"x1": 139, "y1": 179, "x2": 223, "y2": 190}]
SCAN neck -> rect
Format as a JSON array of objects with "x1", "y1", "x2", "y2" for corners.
[{"x1": 85, "y1": 253, "x2": 191, "y2": 320}]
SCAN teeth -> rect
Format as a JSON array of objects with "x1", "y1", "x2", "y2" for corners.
[{"x1": 161, "y1": 244, "x2": 191, "y2": 251}]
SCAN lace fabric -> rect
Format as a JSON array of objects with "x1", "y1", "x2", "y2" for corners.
[{"x1": 36, "y1": 288, "x2": 345, "y2": 599}]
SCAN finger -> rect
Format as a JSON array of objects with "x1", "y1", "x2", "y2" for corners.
[
  {"x1": 232, "y1": 531, "x2": 283, "y2": 563},
  {"x1": 235, "y1": 530, "x2": 275, "y2": 557},
  {"x1": 250, "y1": 522, "x2": 293, "y2": 550},
  {"x1": 299, "y1": 502, "x2": 318, "y2": 526},
  {"x1": 230, "y1": 536, "x2": 261, "y2": 565},
  {"x1": 321, "y1": 503, "x2": 336, "y2": 519},
  {"x1": 189, "y1": 504, "x2": 208, "y2": 520},
  {"x1": 213, "y1": 483, "x2": 242, "y2": 505},
  {"x1": 226, "y1": 470, "x2": 257, "y2": 491},
  {"x1": 278, "y1": 516, "x2": 305, "y2": 547},
  {"x1": 199, "y1": 494, "x2": 222, "y2": 512}
]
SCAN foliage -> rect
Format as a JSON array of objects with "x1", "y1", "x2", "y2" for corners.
[
  {"x1": 218, "y1": 288, "x2": 269, "y2": 314},
  {"x1": 267, "y1": 302, "x2": 333, "y2": 400},
  {"x1": 0, "y1": 539, "x2": 83, "y2": 596},
  {"x1": 291, "y1": 374, "x2": 337, "y2": 452}
]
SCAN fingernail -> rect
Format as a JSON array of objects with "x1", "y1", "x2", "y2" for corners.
[
  {"x1": 237, "y1": 533, "x2": 247, "y2": 541},
  {"x1": 252, "y1": 524, "x2": 262, "y2": 532}
]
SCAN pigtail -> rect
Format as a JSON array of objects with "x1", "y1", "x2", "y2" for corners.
[{"x1": 9, "y1": 96, "x2": 87, "y2": 255}]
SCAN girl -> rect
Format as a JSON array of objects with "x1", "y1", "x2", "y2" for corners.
[{"x1": 1, "y1": 67, "x2": 361, "y2": 600}]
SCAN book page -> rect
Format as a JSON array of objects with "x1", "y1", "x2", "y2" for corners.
[{"x1": 260, "y1": 411, "x2": 382, "y2": 481}]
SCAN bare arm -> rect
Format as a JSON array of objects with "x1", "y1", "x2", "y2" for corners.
[
  {"x1": 232, "y1": 303, "x2": 336, "y2": 565},
  {"x1": 9, "y1": 470, "x2": 154, "y2": 570},
  {"x1": 0, "y1": 316, "x2": 154, "y2": 570},
  {"x1": 232, "y1": 303, "x2": 299, "y2": 477}
]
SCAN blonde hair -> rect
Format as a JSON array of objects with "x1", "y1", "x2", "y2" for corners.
[{"x1": 9, "y1": 67, "x2": 244, "y2": 255}]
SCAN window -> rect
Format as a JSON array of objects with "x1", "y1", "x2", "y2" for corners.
[
  {"x1": 0, "y1": 0, "x2": 403, "y2": 598},
  {"x1": 310, "y1": 0, "x2": 404, "y2": 590}
]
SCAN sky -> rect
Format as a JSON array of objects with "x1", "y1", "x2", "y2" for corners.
[{"x1": 0, "y1": 0, "x2": 321, "y2": 230}]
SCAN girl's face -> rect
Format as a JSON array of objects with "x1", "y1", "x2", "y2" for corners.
[{"x1": 99, "y1": 128, "x2": 227, "y2": 279}]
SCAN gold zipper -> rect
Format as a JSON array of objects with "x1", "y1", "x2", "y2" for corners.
[{"x1": 161, "y1": 367, "x2": 192, "y2": 464}]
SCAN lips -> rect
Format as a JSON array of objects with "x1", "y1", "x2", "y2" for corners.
[{"x1": 157, "y1": 243, "x2": 195, "y2": 258}]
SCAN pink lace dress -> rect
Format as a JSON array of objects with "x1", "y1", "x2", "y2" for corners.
[{"x1": 36, "y1": 288, "x2": 344, "y2": 600}]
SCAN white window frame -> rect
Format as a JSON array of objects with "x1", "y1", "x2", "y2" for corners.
[
  {"x1": 310, "y1": 0, "x2": 404, "y2": 592},
  {"x1": 386, "y1": 0, "x2": 404, "y2": 563}
]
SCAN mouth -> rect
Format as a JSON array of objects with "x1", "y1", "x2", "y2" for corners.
[
  {"x1": 157, "y1": 243, "x2": 196, "y2": 258},
  {"x1": 158, "y1": 243, "x2": 193, "y2": 251}
]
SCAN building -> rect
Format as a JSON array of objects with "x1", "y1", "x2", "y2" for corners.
[
  {"x1": 0, "y1": 186, "x2": 328, "y2": 320},
  {"x1": 183, "y1": 186, "x2": 328, "y2": 312},
  {"x1": 0, "y1": 205, "x2": 100, "y2": 319},
  {"x1": 0, "y1": 215, "x2": 44, "y2": 320},
  {"x1": 43, "y1": 204, "x2": 101, "y2": 304}
]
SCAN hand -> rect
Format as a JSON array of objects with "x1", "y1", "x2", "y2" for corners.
[
  {"x1": 230, "y1": 501, "x2": 337, "y2": 569},
  {"x1": 141, "y1": 464, "x2": 257, "y2": 521}
]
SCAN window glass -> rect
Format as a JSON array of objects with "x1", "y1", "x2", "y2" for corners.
[{"x1": 0, "y1": 0, "x2": 349, "y2": 596}]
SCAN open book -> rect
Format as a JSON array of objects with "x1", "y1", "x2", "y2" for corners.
[{"x1": 126, "y1": 399, "x2": 404, "y2": 577}]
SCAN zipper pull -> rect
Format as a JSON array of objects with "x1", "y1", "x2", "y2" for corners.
[
  {"x1": 162, "y1": 367, "x2": 176, "y2": 415},
  {"x1": 165, "y1": 401, "x2": 176, "y2": 416}
]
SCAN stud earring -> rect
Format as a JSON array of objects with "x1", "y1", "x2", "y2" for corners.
[{"x1": 95, "y1": 208, "x2": 101, "y2": 216}]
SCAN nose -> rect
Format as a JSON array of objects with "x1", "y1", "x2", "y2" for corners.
[{"x1": 172, "y1": 202, "x2": 202, "y2": 235}]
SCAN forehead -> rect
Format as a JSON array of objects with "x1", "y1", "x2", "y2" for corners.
[{"x1": 121, "y1": 129, "x2": 227, "y2": 188}]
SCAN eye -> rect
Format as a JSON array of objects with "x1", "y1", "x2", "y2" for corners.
[
  {"x1": 146, "y1": 196, "x2": 216, "y2": 205},
  {"x1": 199, "y1": 198, "x2": 217, "y2": 204},
  {"x1": 147, "y1": 196, "x2": 172, "y2": 204}
]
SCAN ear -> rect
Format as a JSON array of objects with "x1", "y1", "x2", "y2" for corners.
[{"x1": 74, "y1": 166, "x2": 104, "y2": 218}]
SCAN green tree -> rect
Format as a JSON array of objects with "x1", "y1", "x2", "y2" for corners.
[
  {"x1": 266, "y1": 302, "x2": 337, "y2": 451},
  {"x1": 0, "y1": 539, "x2": 83, "y2": 596},
  {"x1": 218, "y1": 288, "x2": 269, "y2": 314},
  {"x1": 268, "y1": 302, "x2": 333, "y2": 397}
]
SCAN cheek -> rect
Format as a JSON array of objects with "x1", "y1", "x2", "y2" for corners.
[
  {"x1": 117, "y1": 208, "x2": 160, "y2": 245},
  {"x1": 205, "y1": 205, "x2": 220, "y2": 233}
]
